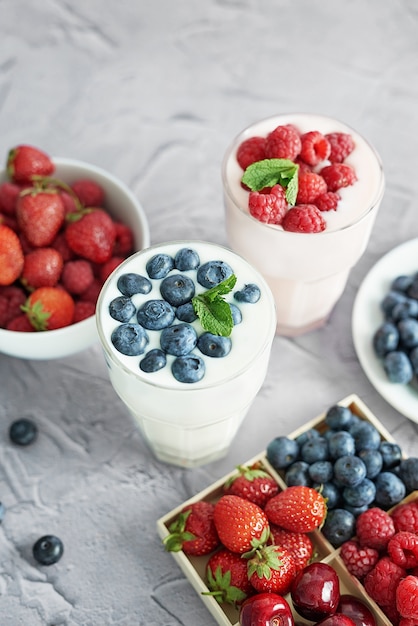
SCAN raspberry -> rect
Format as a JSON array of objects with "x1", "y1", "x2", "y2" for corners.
[
  {"x1": 296, "y1": 171, "x2": 327, "y2": 204},
  {"x1": 364, "y1": 556, "x2": 406, "y2": 607},
  {"x1": 388, "y1": 531, "x2": 418, "y2": 569},
  {"x1": 51, "y1": 232, "x2": 74, "y2": 263},
  {"x1": 281, "y1": 204, "x2": 326, "y2": 233},
  {"x1": 325, "y1": 132, "x2": 355, "y2": 163},
  {"x1": 339, "y1": 539, "x2": 379, "y2": 580},
  {"x1": 60, "y1": 191, "x2": 78, "y2": 215},
  {"x1": 320, "y1": 163, "x2": 357, "y2": 192},
  {"x1": 0, "y1": 285, "x2": 27, "y2": 327},
  {"x1": 73, "y1": 300, "x2": 95, "y2": 323},
  {"x1": 314, "y1": 191, "x2": 340, "y2": 212},
  {"x1": 71, "y1": 179, "x2": 105, "y2": 208},
  {"x1": 61, "y1": 259, "x2": 94, "y2": 295},
  {"x1": 299, "y1": 130, "x2": 331, "y2": 166},
  {"x1": 79, "y1": 278, "x2": 103, "y2": 304},
  {"x1": 248, "y1": 184, "x2": 288, "y2": 225},
  {"x1": 396, "y1": 575, "x2": 418, "y2": 620},
  {"x1": 99, "y1": 256, "x2": 124, "y2": 282},
  {"x1": 265, "y1": 124, "x2": 302, "y2": 161},
  {"x1": 391, "y1": 501, "x2": 418, "y2": 534},
  {"x1": 236, "y1": 136, "x2": 267, "y2": 170},
  {"x1": 356, "y1": 507, "x2": 396, "y2": 551}
]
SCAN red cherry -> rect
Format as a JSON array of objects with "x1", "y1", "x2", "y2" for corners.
[
  {"x1": 239, "y1": 592, "x2": 294, "y2": 626},
  {"x1": 337, "y1": 595, "x2": 376, "y2": 626},
  {"x1": 316, "y1": 615, "x2": 356, "y2": 626},
  {"x1": 290, "y1": 562, "x2": 340, "y2": 621}
]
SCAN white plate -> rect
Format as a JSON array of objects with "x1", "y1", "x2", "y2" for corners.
[{"x1": 352, "y1": 238, "x2": 418, "y2": 423}]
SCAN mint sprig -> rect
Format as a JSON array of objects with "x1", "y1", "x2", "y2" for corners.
[
  {"x1": 241, "y1": 158, "x2": 299, "y2": 205},
  {"x1": 192, "y1": 274, "x2": 237, "y2": 337}
]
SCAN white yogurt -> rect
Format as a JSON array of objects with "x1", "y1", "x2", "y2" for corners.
[
  {"x1": 222, "y1": 113, "x2": 385, "y2": 336},
  {"x1": 96, "y1": 241, "x2": 276, "y2": 467}
]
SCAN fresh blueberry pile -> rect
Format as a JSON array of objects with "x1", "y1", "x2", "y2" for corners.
[
  {"x1": 372, "y1": 271, "x2": 418, "y2": 384},
  {"x1": 266, "y1": 403, "x2": 418, "y2": 547},
  {"x1": 108, "y1": 247, "x2": 261, "y2": 383}
]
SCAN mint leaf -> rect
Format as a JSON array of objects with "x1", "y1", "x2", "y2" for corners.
[
  {"x1": 192, "y1": 274, "x2": 237, "y2": 336},
  {"x1": 241, "y1": 158, "x2": 299, "y2": 205}
]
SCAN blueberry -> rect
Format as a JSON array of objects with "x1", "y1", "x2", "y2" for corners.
[
  {"x1": 407, "y1": 277, "x2": 418, "y2": 300},
  {"x1": 398, "y1": 318, "x2": 418, "y2": 349},
  {"x1": 109, "y1": 296, "x2": 136, "y2": 323},
  {"x1": 372, "y1": 322, "x2": 399, "y2": 357},
  {"x1": 391, "y1": 275, "x2": 414, "y2": 293},
  {"x1": 160, "y1": 323, "x2": 197, "y2": 356},
  {"x1": 230, "y1": 303, "x2": 242, "y2": 325},
  {"x1": 344, "y1": 503, "x2": 369, "y2": 517},
  {"x1": 176, "y1": 302, "x2": 197, "y2": 323},
  {"x1": 342, "y1": 478, "x2": 376, "y2": 508},
  {"x1": 197, "y1": 260, "x2": 233, "y2": 289},
  {"x1": 111, "y1": 323, "x2": 149, "y2": 356},
  {"x1": 381, "y1": 290, "x2": 407, "y2": 319},
  {"x1": 374, "y1": 471, "x2": 406, "y2": 508},
  {"x1": 0, "y1": 502, "x2": 5, "y2": 523},
  {"x1": 139, "y1": 349, "x2": 166, "y2": 373},
  {"x1": 333, "y1": 455, "x2": 367, "y2": 487},
  {"x1": 117, "y1": 273, "x2": 152, "y2": 297},
  {"x1": 409, "y1": 346, "x2": 418, "y2": 374},
  {"x1": 171, "y1": 355, "x2": 205, "y2": 383},
  {"x1": 308, "y1": 461, "x2": 333, "y2": 483},
  {"x1": 137, "y1": 299, "x2": 175, "y2": 330},
  {"x1": 321, "y1": 508, "x2": 356, "y2": 547},
  {"x1": 379, "y1": 442, "x2": 402, "y2": 469},
  {"x1": 324, "y1": 405, "x2": 355, "y2": 430},
  {"x1": 174, "y1": 247, "x2": 200, "y2": 271},
  {"x1": 357, "y1": 448, "x2": 383, "y2": 479},
  {"x1": 399, "y1": 457, "x2": 418, "y2": 492},
  {"x1": 9, "y1": 418, "x2": 38, "y2": 446},
  {"x1": 349, "y1": 421, "x2": 381, "y2": 452},
  {"x1": 383, "y1": 351, "x2": 413, "y2": 384},
  {"x1": 33, "y1": 535, "x2": 64, "y2": 565},
  {"x1": 295, "y1": 428, "x2": 321, "y2": 447},
  {"x1": 300, "y1": 436, "x2": 329, "y2": 464},
  {"x1": 159, "y1": 273, "x2": 195, "y2": 307},
  {"x1": 284, "y1": 461, "x2": 311, "y2": 487},
  {"x1": 266, "y1": 436, "x2": 300, "y2": 469},
  {"x1": 328, "y1": 431, "x2": 356, "y2": 459},
  {"x1": 234, "y1": 283, "x2": 261, "y2": 303},
  {"x1": 197, "y1": 332, "x2": 231, "y2": 358},
  {"x1": 312, "y1": 482, "x2": 341, "y2": 509},
  {"x1": 146, "y1": 253, "x2": 174, "y2": 279},
  {"x1": 391, "y1": 299, "x2": 418, "y2": 321}
]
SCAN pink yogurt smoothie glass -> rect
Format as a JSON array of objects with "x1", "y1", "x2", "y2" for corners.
[{"x1": 222, "y1": 113, "x2": 385, "y2": 337}]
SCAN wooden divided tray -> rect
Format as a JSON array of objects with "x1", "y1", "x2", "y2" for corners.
[{"x1": 157, "y1": 393, "x2": 416, "y2": 626}]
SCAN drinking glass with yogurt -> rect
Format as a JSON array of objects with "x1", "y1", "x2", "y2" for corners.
[
  {"x1": 222, "y1": 113, "x2": 385, "y2": 336},
  {"x1": 96, "y1": 241, "x2": 276, "y2": 467}
]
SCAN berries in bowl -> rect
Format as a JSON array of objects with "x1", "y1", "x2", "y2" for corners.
[{"x1": 0, "y1": 144, "x2": 150, "y2": 359}]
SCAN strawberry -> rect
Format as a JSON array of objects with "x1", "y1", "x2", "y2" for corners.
[
  {"x1": 0, "y1": 181, "x2": 20, "y2": 215},
  {"x1": 163, "y1": 501, "x2": 219, "y2": 556},
  {"x1": 0, "y1": 224, "x2": 24, "y2": 286},
  {"x1": 213, "y1": 495, "x2": 270, "y2": 554},
  {"x1": 21, "y1": 248, "x2": 63, "y2": 290},
  {"x1": 113, "y1": 221, "x2": 134, "y2": 256},
  {"x1": 204, "y1": 548, "x2": 253, "y2": 606},
  {"x1": 6, "y1": 313, "x2": 35, "y2": 332},
  {"x1": 65, "y1": 208, "x2": 116, "y2": 263},
  {"x1": 7, "y1": 145, "x2": 54, "y2": 184},
  {"x1": 269, "y1": 524, "x2": 314, "y2": 572},
  {"x1": 99, "y1": 256, "x2": 125, "y2": 283},
  {"x1": 16, "y1": 188, "x2": 65, "y2": 247},
  {"x1": 223, "y1": 463, "x2": 279, "y2": 507},
  {"x1": 61, "y1": 260, "x2": 94, "y2": 295},
  {"x1": 247, "y1": 544, "x2": 296, "y2": 595},
  {"x1": 22, "y1": 286, "x2": 75, "y2": 330},
  {"x1": 73, "y1": 300, "x2": 95, "y2": 323},
  {"x1": 71, "y1": 178, "x2": 105, "y2": 208},
  {"x1": 264, "y1": 486, "x2": 327, "y2": 533}
]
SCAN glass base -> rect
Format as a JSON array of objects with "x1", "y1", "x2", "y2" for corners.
[
  {"x1": 151, "y1": 444, "x2": 230, "y2": 468},
  {"x1": 276, "y1": 315, "x2": 328, "y2": 337}
]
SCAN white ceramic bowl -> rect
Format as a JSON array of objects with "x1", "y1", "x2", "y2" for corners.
[{"x1": 0, "y1": 157, "x2": 150, "y2": 360}]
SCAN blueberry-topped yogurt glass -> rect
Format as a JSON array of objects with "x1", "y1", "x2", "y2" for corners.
[{"x1": 96, "y1": 241, "x2": 276, "y2": 467}]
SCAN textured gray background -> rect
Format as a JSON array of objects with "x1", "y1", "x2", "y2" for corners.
[{"x1": 1, "y1": 1, "x2": 418, "y2": 624}]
